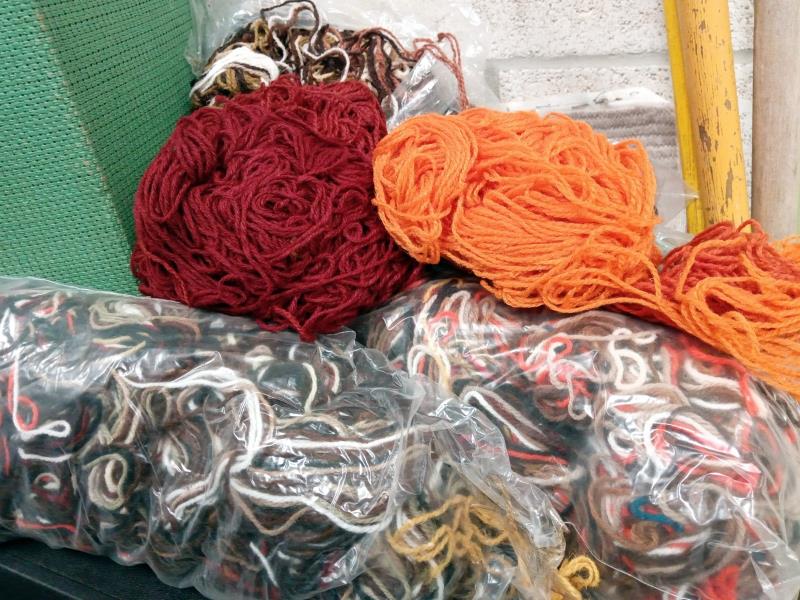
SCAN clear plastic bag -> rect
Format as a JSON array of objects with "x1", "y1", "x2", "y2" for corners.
[
  {"x1": 0, "y1": 277, "x2": 564, "y2": 600},
  {"x1": 356, "y1": 278, "x2": 800, "y2": 600},
  {"x1": 654, "y1": 224, "x2": 693, "y2": 255},
  {"x1": 340, "y1": 394, "x2": 568, "y2": 600},
  {"x1": 186, "y1": 0, "x2": 497, "y2": 125}
]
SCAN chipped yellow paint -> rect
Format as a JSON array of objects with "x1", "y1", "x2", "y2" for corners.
[
  {"x1": 676, "y1": 0, "x2": 750, "y2": 226},
  {"x1": 664, "y1": 0, "x2": 705, "y2": 233}
]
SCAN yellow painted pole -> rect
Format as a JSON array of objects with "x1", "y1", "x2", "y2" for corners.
[
  {"x1": 663, "y1": 0, "x2": 704, "y2": 233},
  {"x1": 676, "y1": 0, "x2": 750, "y2": 226}
]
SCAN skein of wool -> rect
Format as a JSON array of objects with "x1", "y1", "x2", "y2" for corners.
[
  {"x1": 190, "y1": 0, "x2": 467, "y2": 113},
  {"x1": 372, "y1": 109, "x2": 800, "y2": 397},
  {"x1": 357, "y1": 278, "x2": 800, "y2": 600},
  {"x1": 0, "y1": 277, "x2": 575, "y2": 600},
  {"x1": 132, "y1": 74, "x2": 422, "y2": 341},
  {"x1": 372, "y1": 108, "x2": 659, "y2": 296}
]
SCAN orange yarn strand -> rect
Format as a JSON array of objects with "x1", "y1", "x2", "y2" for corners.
[
  {"x1": 778, "y1": 236, "x2": 800, "y2": 265},
  {"x1": 373, "y1": 109, "x2": 800, "y2": 397}
]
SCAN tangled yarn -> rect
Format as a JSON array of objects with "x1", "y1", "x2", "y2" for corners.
[
  {"x1": 359, "y1": 277, "x2": 588, "y2": 513},
  {"x1": 372, "y1": 109, "x2": 800, "y2": 398},
  {"x1": 0, "y1": 278, "x2": 574, "y2": 600},
  {"x1": 631, "y1": 221, "x2": 800, "y2": 381},
  {"x1": 356, "y1": 458, "x2": 561, "y2": 600},
  {"x1": 331, "y1": 454, "x2": 576, "y2": 600},
  {"x1": 0, "y1": 281, "x2": 417, "y2": 598},
  {"x1": 386, "y1": 473, "x2": 600, "y2": 600},
  {"x1": 190, "y1": 0, "x2": 467, "y2": 112},
  {"x1": 132, "y1": 74, "x2": 421, "y2": 341},
  {"x1": 372, "y1": 109, "x2": 658, "y2": 272},
  {"x1": 358, "y1": 278, "x2": 800, "y2": 599}
]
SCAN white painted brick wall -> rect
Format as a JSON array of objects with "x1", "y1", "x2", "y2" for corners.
[
  {"x1": 471, "y1": 0, "x2": 753, "y2": 59},
  {"x1": 471, "y1": 0, "x2": 755, "y2": 171}
]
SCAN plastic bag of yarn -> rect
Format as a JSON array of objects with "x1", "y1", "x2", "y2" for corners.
[
  {"x1": 0, "y1": 276, "x2": 570, "y2": 600},
  {"x1": 186, "y1": 0, "x2": 497, "y2": 121},
  {"x1": 332, "y1": 387, "x2": 601, "y2": 600},
  {"x1": 356, "y1": 278, "x2": 585, "y2": 514},
  {"x1": 355, "y1": 278, "x2": 800, "y2": 600},
  {"x1": 339, "y1": 398, "x2": 583, "y2": 600}
]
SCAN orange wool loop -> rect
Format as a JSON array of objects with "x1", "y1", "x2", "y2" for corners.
[{"x1": 373, "y1": 109, "x2": 800, "y2": 397}]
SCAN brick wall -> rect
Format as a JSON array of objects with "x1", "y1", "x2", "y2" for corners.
[{"x1": 471, "y1": 0, "x2": 755, "y2": 169}]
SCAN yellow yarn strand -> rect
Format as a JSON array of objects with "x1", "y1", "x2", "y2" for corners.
[
  {"x1": 387, "y1": 494, "x2": 508, "y2": 581},
  {"x1": 551, "y1": 556, "x2": 602, "y2": 600},
  {"x1": 387, "y1": 493, "x2": 601, "y2": 598}
]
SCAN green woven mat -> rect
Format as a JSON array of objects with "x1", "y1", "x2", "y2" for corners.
[{"x1": 0, "y1": 0, "x2": 192, "y2": 293}]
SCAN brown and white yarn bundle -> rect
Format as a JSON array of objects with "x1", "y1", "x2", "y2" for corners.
[{"x1": 189, "y1": 0, "x2": 468, "y2": 115}]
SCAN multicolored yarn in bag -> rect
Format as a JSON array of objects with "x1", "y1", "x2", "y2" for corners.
[
  {"x1": 0, "y1": 281, "x2": 420, "y2": 598},
  {"x1": 358, "y1": 278, "x2": 800, "y2": 600},
  {"x1": 190, "y1": 0, "x2": 467, "y2": 112},
  {"x1": 360, "y1": 279, "x2": 586, "y2": 513},
  {"x1": 0, "y1": 278, "x2": 585, "y2": 600}
]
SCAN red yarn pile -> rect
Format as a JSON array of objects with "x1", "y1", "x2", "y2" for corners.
[
  {"x1": 627, "y1": 220, "x2": 800, "y2": 325},
  {"x1": 131, "y1": 74, "x2": 421, "y2": 339}
]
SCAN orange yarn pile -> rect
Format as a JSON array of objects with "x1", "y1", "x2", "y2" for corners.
[{"x1": 372, "y1": 108, "x2": 800, "y2": 397}]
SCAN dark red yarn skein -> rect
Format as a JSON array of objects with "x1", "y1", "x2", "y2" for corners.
[{"x1": 132, "y1": 75, "x2": 422, "y2": 340}]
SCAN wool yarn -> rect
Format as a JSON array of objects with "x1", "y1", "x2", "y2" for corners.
[
  {"x1": 0, "y1": 280, "x2": 414, "y2": 598},
  {"x1": 360, "y1": 279, "x2": 584, "y2": 514},
  {"x1": 372, "y1": 109, "x2": 800, "y2": 398},
  {"x1": 0, "y1": 278, "x2": 575, "y2": 600},
  {"x1": 381, "y1": 459, "x2": 600, "y2": 600},
  {"x1": 190, "y1": 46, "x2": 282, "y2": 107},
  {"x1": 132, "y1": 74, "x2": 421, "y2": 341},
  {"x1": 631, "y1": 221, "x2": 800, "y2": 366},
  {"x1": 779, "y1": 236, "x2": 800, "y2": 263},
  {"x1": 358, "y1": 278, "x2": 800, "y2": 600},
  {"x1": 190, "y1": 0, "x2": 467, "y2": 112}
]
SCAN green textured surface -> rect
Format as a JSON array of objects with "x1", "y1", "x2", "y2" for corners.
[{"x1": 0, "y1": 0, "x2": 192, "y2": 293}]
